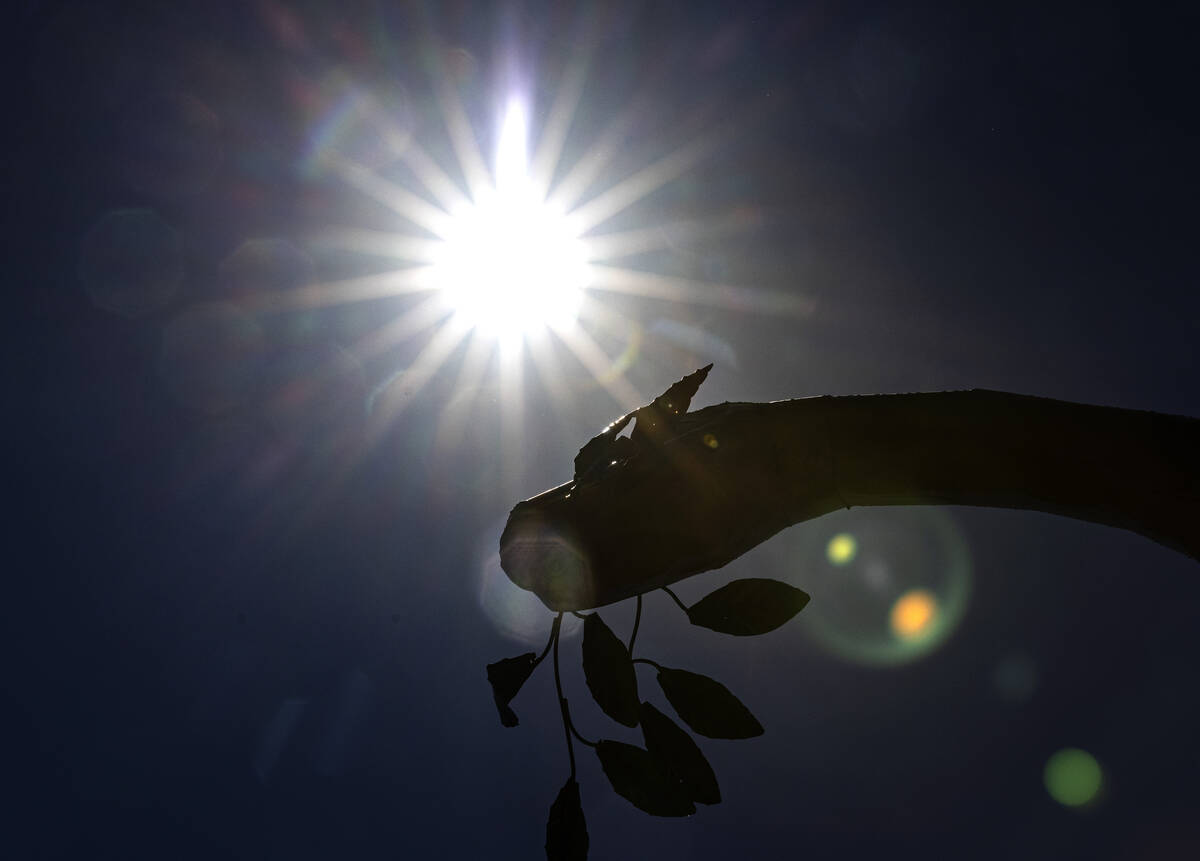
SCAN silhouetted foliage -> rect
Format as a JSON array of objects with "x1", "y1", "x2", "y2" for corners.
[
  {"x1": 686, "y1": 577, "x2": 811, "y2": 636},
  {"x1": 596, "y1": 740, "x2": 695, "y2": 817},
  {"x1": 657, "y1": 667, "x2": 764, "y2": 739},
  {"x1": 582, "y1": 613, "x2": 639, "y2": 727},
  {"x1": 486, "y1": 652, "x2": 536, "y2": 727},
  {"x1": 640, "y1": 701, "x2": 720, "y2": 805},
  {"x1": 546, "y1": 778, "x2": 588, "y2": 861}
]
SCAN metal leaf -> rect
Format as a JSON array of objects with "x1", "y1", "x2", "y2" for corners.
[
  {"x1": 656, "y1": 667, "x2": 764, "y2": 739},
  {"x1": 574, "y1": 413, "x2": 633, "y2": 481},
  {"x1": 485, "y1": 652, "x2": 536, "y2": 728},
  {"x1": 659, "y1": 364, "x2": 712, "y2": 412},
  {"x1": 595, "y1": 740, "x2": 696, "y2": 817},
  {"x1": 582, "y1": 613, "x2": 639, "y2": 727},
  {"x1": 686, "y1": 578, "x2": 811, "y2": 636},
  {"x1": 640, "y1": 702, "x2": 720, "y2": 805},
  {"x1": 545, "y1": 778, "x2": 588, "y2": 861},
  {"x1": 631, "y1": 364, "x2": 713, "y2": 445}
]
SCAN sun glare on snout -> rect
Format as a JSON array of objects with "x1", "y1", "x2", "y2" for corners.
[{"x1": 431, "y1": 101, "x2": 589, "y2": 342}]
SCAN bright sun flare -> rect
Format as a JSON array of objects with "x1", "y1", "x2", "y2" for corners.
[
  {"x1": 296, "y1": 52, "x2": 813, "y2": 426},
  {"x1": 431, "y1": 101, "x2": 589, "y2": 341}
]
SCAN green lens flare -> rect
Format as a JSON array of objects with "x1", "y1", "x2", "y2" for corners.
[
  {"x1": 1044, "y1": 748, "x2": 1103, "y2": 807},
  {"x1": 826, "y1": 533, "x2": 857, "y2": 565}
]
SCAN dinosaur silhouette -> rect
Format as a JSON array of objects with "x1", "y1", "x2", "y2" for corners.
[{"x1": 502, "y1": 368, "x2": 1199, "y2": 610}]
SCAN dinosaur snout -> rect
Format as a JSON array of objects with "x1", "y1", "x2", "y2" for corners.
[{"x1": 499, "y1": 498, "x2": 595, "y2": 612}]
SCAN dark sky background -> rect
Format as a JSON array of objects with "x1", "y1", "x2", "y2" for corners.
[{"x1": 8, "y1": 1, "x2": 1200, "y2": 858}]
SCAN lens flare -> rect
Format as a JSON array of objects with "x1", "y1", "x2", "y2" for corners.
[
  {"x1": 159, "y1": 303, "x2": 264, "y2": 414},
  {"x1": 792, "y1": 508, "x2": 971, "y2": 666},
  {"x1": 478, "y1": 546, "x2": 582, "y2": 646},
  {"x1": 1044, "y1": 748, "x2": 1103, "y2": 807},
  {"x1": 826, "y1": 532, "x2": 858, "y2": 565},
  {"x1": 79, "y1": 208, "x2": 182, "y2": 317},
  {"x1": 889, "y1": 589, "x2": 938, "y2": 641},
  {"x1": 476, "y1": 513, "x2": 586, "y2": 643}
]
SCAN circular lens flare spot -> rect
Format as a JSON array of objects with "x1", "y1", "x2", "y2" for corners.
[
  {"x1": 826, "y1": 533, "x2": 858, "y2": 566},
  {"x1": 79, "y1": 208, "x2": 182, "y2": 317},
  {"x1": 795, "y1": 508, "x2": 971, "y2": 666},
  {"x1": 478, "y1": 548, "x2": 581, "y2": 645},
  {"x1": 1044, "y1": 748, "x2": 1103, "y2": 807},
  {"x1": 889, "y1": 588, "x2": 938, "y2": 641}
]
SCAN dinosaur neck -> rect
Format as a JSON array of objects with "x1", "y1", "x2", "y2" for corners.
[
  {"x1": 501, "y1": 390, "x2": 1199, "y2": 612},
  {"x1": 813, "y1": 390, "x2": 1200, "y2": 560}
]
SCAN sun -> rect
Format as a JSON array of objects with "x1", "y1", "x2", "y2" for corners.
[
  {"x1": 430, "y1": 101, "x2": 589, "y2": 342},
  {"x1": 271, "y1": 41, "x2": 814, "y2": 437}
]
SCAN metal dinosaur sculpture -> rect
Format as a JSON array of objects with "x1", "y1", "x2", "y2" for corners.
[{"x1": 501, "y1": 365, "x2": 1200, "y2": 611}]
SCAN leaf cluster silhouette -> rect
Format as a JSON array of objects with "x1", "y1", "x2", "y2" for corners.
[{"x1": 485, "y1": 576, "x2": 809, "y2": 859}]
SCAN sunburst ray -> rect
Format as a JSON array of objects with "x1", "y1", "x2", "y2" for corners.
[
  {"x1": 310, "y1": 227, "x2": 442, "y2": 263},
  {"x1": 589, "y1": 264, "x2": 816, "y2": 317},
  {"x1": 398, "y1": 140, "x2": 473, "y2": 214},
  {"x1": 350, "y1": 292, "x2": 453, "y2": 363},
  {"x1": 238, "y1": 268, "x2": 437, "y2": 314},
  {"x1": 552, "y1": 322, "x2": 645, "y2": 411},
  {"x1": 528, "y1": 48, "x2": 593, "y2": 201},
  {"x1": 428, "y1": 54, "x2": 493, "y2": 201},
  {"x1": 365, "y1": 317, "x2": 472, "y2": 439},
  {"x1": 567, "y1": 133, "x2": 724, "y2": 235},
  {"x1": 583, "y1": 211, "x2": 763, "y2": 262},
  {"x1": 325, "y1": 153, "x2": 452, "y2": 237}
]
